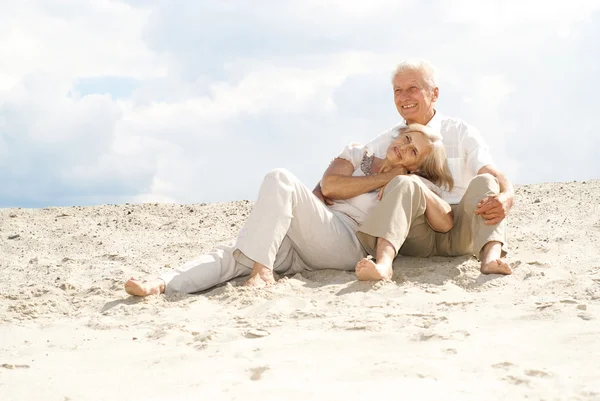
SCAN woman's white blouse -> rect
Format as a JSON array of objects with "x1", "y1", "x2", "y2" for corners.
[{"x1": 328, "y1": 142, "x2": 387, "y2": 225}]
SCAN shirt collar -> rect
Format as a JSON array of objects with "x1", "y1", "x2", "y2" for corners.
[
  {"x1": 404, "y1": 109, "x2": 442, "y2": 130},
  {"x1": 426, "y1": 110, "x2": 443, "y2": 132},
  {"x1": 392, "y1": 109, "x2": 442, "y2": 137}
]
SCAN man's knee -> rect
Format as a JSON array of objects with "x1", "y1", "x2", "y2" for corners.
[
  {"x1": 463, "y1": 174, "x2": 500, "y2": 215},
  {"x1": 468, "y1": 173, "x2": 499, "y2": 195}
]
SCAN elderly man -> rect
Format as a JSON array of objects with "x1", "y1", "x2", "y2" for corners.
[{"x1": 315, "y1": 59, "x2": 513, "y2": 280}]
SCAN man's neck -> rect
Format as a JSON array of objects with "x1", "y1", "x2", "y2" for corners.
[{"x1": 406, "y1": 109, "x2": 436, "y2": 126}]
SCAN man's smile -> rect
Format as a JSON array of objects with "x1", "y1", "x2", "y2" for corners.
[{"x1": 402, "y1": 103, "x2": 418, "y2": 109}]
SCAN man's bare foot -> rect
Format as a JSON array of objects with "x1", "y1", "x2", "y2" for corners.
[
  {"x1": 124, "y1": 278, "x2": 165, "y2": 296},
  {"x1": 355, "y1": 258, "x2": 393, "y2": 281},
  {"x1": 479, "y1": 241, "x2": 511, "y2": 275},
  {"x1": 480, "y1": 259, "x2": 512, "y2": 275},
  {"x1": 243, "y1": 263, "x2": 276, "y2": 287}
]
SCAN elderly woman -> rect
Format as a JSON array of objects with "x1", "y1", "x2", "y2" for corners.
[{"x1": 125, "y1": 123, "x2": 453, "y2": 296}]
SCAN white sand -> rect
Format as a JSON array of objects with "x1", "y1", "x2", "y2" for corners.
[{"x1": 1, "y1": 181, "x2": 600, "y2": 400}]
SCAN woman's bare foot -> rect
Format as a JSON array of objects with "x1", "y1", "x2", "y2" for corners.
[
  {"x1": 480, "y1": 259, "x2": 512, "y2": 275},
  {"x1": 355, "y1": 258, "x2": 393, "y2": 281},
  {"x1": 124, "y1": 278, "x2": 165, "y2": 296},
  {"x1": 355, "y1": 237, "x2": 396, "y2": 282},
  {"x1": 479, "y1": 241, "x2": 512, "y2": 275},
  {"x1": 243, "y1": 263, "x2": 276, "y2": 287}
]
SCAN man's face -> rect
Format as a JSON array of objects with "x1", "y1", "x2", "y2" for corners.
[{"x1": 393, "y1": 70, "x2": 439, "y2": 125}]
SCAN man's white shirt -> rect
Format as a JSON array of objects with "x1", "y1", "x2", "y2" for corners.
[{"x1": 365, "y1": 111, "x2": 495, "y2": 205}]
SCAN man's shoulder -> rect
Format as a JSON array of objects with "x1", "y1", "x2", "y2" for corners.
[
  {"x1": 368, "y1": 122, "x2": 405, "y2": 142},
  {"x1": 381, "y1": 122, "x2": 406, "y2": 134},
  {"x1": 438, "y1": 114, "x2": 480, "y2": 136},
  {"x1": 364, "y1": 123, "x2": 404, "y2": 154}
]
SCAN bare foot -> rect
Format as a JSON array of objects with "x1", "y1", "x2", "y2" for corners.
[
  {"x1": 243, "y1": 263, "x2": 276, "y2": 287},
  {"x1": 124, "y1": 278, "x2": 165, "y2": 297},
  {"x1": 480, "y1": 259, "x2": 512, "y2": 275},
  {"x1": 479, "y1": 241, "x2": 511, "y2": 275},
  {"x1": 355, "y1": 258, "x2": 393, "y2": 281}
]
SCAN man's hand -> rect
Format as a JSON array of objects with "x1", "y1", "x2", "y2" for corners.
[
  {"x1": 313, "y1": 183, "x2": 334, "y2": 206},
  {"x1": 475, "y1": 193, "x2": 513, "y2": 225}
]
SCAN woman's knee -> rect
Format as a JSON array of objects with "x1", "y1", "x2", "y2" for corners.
[
  {"x1": 384, "y1": 175, "x2": 422, "y2": 197},
  {"x1": 262, "y1": 168, "x2": 297, "y2": 187}
]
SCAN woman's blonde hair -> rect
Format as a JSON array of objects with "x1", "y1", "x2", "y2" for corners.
[{"x1": 400, "y1": 124, "x2": 454, "y2": 191}]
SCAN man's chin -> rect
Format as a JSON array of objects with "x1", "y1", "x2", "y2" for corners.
[{"x1": 399, "y1": 109, "x2": 419, "y2": 120}]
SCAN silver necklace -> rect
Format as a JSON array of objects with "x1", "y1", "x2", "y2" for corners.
[{"x1": 360, "y1": 153, "x2": 376, "y2": 176}]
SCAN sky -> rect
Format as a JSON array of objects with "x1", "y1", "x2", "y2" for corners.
[{"x1": 1, "y1": 0, "x2": 599, "y2": 208}]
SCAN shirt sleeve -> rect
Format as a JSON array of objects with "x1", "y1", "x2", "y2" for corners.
[
  {"x1": 336, "y1": 143, "x2": 367, "y2": 169},
  {"x1": 463, "y1": 123, "x2": 495, "y2": 175}
]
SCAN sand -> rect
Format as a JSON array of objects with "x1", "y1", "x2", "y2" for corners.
[{"x1": 1, "y1": 180, "x2": 600, "y2": 401}]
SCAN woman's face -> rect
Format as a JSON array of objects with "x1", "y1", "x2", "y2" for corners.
[{"x1": 386, "y1": 130, "x2": 432, "y2": 172}]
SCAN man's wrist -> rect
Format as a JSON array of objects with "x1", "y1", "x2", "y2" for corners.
[{"x1": 499, "y1": 191, "x2": 514, "y2": 210}]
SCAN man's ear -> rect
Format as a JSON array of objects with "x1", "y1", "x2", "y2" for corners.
[{"x1": 432, "y1": 87, "x2": 439, "y2": 102}]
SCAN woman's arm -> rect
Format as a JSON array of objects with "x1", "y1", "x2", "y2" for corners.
[
  {"x1": 420, "y1": 182, "x2": 454, "y2": 233},
  {"x1": 374, "y1": 175, "x2": 453, "y2": 233},
  {"x1": 321, "y1": 158, "x2": 407, "y2": 200}
]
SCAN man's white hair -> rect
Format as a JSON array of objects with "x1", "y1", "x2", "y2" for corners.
[{"x1": 391, "y1": 59, "x2": 438, "y2": 89}]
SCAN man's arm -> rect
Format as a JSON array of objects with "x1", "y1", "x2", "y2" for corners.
[
  {"x1": 475, "y1": 165, "x2": 514, "y2": 225},
  {"x1": 320, "y1": 158, "x2": 408, "y2": 200}
]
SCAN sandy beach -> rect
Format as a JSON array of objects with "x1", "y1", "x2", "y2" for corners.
[{"x1": 1, "y1": 180, "x2": 600, "y2": 401}]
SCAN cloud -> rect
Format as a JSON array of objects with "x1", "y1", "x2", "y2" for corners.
[
  {"x1": 0, "y1": 74, "x2": 155, "y2": 207},
  {"x1": 0, "y1": 0, "x2": 165, "y2": 91},
  {"x1": 1, "y1": 0, "x2": 599, "y2": 207}
]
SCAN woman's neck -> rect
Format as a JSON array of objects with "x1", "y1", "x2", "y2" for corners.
[{"x1": 371, "y1": 157, "x2": 386, "y2": 174}]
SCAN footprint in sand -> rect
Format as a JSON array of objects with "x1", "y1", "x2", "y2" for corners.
[
  {"x1": 416, "y1": 329, "x2": 469, "y2": 342},
  {"x1": 492, "y1": 361, "x2": 515, "y2": 370},
  {"x1": 492, "y1": 362, "x2": 553, "y2": 384},
  {"x1": 503, "y1": 375, "x2": 530, "y2": 386},
  {"x1": 2, "y1": 363, "x2": 31, "y2": 369},
  {"x1": 249, "y1": 366, "x2": 270, "y2": 381},
  {"x1": 245, "y1": 328, "x2": 270, "y2": 338},
  {"x1": 524, "y1": 369, "x2": 552, "y2": 378},
  {"x1": 187, "y1": 330, "x2": 219, "y2": 350},
  {"x1": 442, "y1": 348, "x2": 457, "y2": 355}
]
